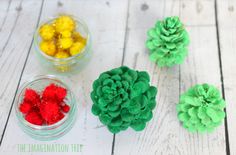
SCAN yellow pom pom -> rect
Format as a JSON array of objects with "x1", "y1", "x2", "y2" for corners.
[
  {"x1": 40, "y1": 41, "x2": 56, "y2": 56},
  {"x1": 55, "y1": 51, "x2": 70, "y2": 59},
  {"x1": 72, "y1": 32, "x2": 87, "y2": 44},
  {"x1": 58, "y1": 37, "x2": 73, "y2": 49},
  {"x1": 60, "y1": 30, "x2": 72, "y2": 38},
  {"x1": 39, "y1": 24, "x2": 55, "y2": 40},
  {"x1": 37, "y1": 15, "x2": 89, "y2": 61},
  {"x1": 69, "y1": 42, "x2": 85, "y2": 56},
  {"x1": 57, "y1": 48, "x2": 68, "y2": 53},
  {"x1": 54, "y1": 15, "x2": 75, "y2": 33}
]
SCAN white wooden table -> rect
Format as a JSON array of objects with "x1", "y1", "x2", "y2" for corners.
[{"x1": 0, "y1": 0, "x2": 235, "y2": 154}]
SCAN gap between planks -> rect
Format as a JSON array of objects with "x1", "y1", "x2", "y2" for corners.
[
  {"x1": 0, "y1": 0, "x2": 45, "y2": 147},
  {"x1": 111, "y1": 0, "x2": 131, "y2": 154},
  {"x1": 0, "y1": 1, "x2": 231, "y2": 155},
  {"x1": 112, "y1": 0, "x2": 231, "y2": 154},
  {"x1": 214, "y1": 0, "x2": 230, "y2": 155}
]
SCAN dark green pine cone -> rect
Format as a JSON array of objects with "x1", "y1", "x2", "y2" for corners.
[
  {"x1": 177, "y1": 84, "x2": 226, "y2": 133},
  {"x1": 91, "y1": 66, "x2": 157, "y2": 133},
  {"x1": 146, "y1": 16, "x2": 189, "y2": 67}
]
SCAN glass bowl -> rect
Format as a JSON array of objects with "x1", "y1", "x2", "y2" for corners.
[
  {"x1": 15, "y1": 75, "x2": 77, "y2": 141},
  {"x1": 33, "y1": 15, "x2": 92, "y2": 74}
]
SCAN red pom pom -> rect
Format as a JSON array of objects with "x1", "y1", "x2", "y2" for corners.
[
  {"x1": 47, "y1": 112, "x2": 65, "y2": 125},
  {"x1": 58, "y1": 112, "x2": 65, "y2": 120},
  {"x1": 25, "y1": 111, "x2": 43, "y2": 125},
  {"x1": 19, "y1": 101, "x2": 32, "y2": 114},
  {"x1": 19, "y1": 83, "x2": 70, "y2": 126},
  {"x1": 42, "y1": 84, "x2": 67, "y2": 103},
  {"x1": 24, "y1": 89, "x2": 40, "y2": 107},
  {"x1": 31, "y1": 106, "x2": 40, "y2": 113},
  {"x1": 61, "y1": 103, "x2": 70, "y2": 113},
  {"x1": 40, "y1": 100, "x2": 60, "y2": 123},
  {"x1": 56, "y1": 86, "x2": 67, "y2": 102},
  {"x1": 42, "y1": 84, "x2": 57, "y2": 101}
]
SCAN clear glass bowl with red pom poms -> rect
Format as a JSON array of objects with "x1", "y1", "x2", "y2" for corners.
[{"x1": 15, "y1": 75, "x2": 77, "y2": 140}]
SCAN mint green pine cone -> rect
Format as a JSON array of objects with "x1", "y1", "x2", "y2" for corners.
[
  {"x1": 90, "y1": 66, "x2": 158, "y2": 133},
  {"x1": 177, "y1": 84, "x2": 226, "y2": 133},
  {"x1": 146, "y1": 16, "x2": 189, "y2": 67}
]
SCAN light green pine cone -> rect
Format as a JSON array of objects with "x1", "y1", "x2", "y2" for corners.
[
  {"x1": 177, "y1": 84, "x2": 226, "y2": 133},
  {"x1": 146, "y1": 16, "x2": 189, "y2": 67}
]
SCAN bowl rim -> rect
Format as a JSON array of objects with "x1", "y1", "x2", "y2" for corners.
[
  {"x1": 33, "y1": 14, "x2": 91, "y2": 62},
  {"x1": 15, "y1": 75, "x2": 76, "y2": 130}
]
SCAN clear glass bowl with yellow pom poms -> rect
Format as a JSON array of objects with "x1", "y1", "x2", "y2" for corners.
[{"x1": 33, "y1": 14, "x2": 91, "y2": 74}]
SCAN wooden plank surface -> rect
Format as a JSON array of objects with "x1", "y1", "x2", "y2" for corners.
[
  {"x1": 217, "y1": 0, "x2": 236, "y2": 154},
  {"x1": 0, "y1": 0, "x2": 234, "y2": 154},
  {"x1": 0, "y1": 0, "x2": 129, "y2": 154},
  {"x1": 114, "y1": 0, "x2": 227, "y2": 155},
  {"x1": 0, "y1": 0, "x2": 43, "y2": 138}
]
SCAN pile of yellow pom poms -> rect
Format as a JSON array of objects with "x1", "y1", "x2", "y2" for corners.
[{"x1": 39, "y1": 15, "x2": 87, "y2": 59}]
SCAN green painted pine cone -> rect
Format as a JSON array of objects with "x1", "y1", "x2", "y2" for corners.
[
  {"x1": 91, "y1": 66, "x2": 158, "y2": 133},
  {"x1": 177, "y1": 84, "x2": 226, "y2": 133},
  {"x1": 146, "y1": 16, "x2": 189, "y2": 67}
]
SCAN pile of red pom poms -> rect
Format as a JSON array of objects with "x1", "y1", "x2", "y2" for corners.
[{"x1": 19, "y1": 83, "x2": 70, "y2": 125}]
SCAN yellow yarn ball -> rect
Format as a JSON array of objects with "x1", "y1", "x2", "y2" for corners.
[
  {"x1": 54, "y1": 15, "x2": 75, "y2": 33},
  {"x1": 58, "y1": 37, "x2": 73, "y2": 49},
  {"x1": 39, "y1": 24, "x2": 55, "y2": 40},
  {"x1": 69, "y1": 42, "x2": 85, "y2": 56},
  {"x1": 40, "y1": 41, "x2": 56, "y2": 56}
]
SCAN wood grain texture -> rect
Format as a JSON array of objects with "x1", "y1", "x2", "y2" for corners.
[
  {"x1": 0, "y1": 0, "x2": 232, "y2": 155},
  {"x1": 114, "y1": 0, "x2": 226, "y2": 155},
  {"x1": 0, "y1": 0, "x2": 129, "y2": 154},
  {"x1": 0, "y1": 0, "x2": 43, "y2": 138},
  {"x1": 217, "y1": 0, "x2": 236, "y2": 154}
]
